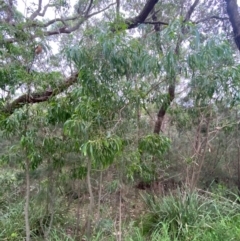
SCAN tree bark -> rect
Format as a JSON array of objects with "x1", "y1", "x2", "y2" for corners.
[
  {"x1": 225, "y1": 0, "x2": 240, "y2": 50},
  {"x1": 125, "y1": 0, "x2": 158, "y2": 29},
  {"x1": 153, "y1": 85, "x2": 175, "y2": 134},
  {"x1": 3, "y1": 72, "x2": 78, "y2": 114}
]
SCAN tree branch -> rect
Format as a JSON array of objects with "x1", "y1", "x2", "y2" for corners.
[
  {"x1": 3, "y1": 72, "x2": 78, "y2": 114},
  {"x1": 184, "y1": 0, "x2": 200, "y2": 22},
  {"x1": 2, "y1": 3, "x2": 116, "y2": 43},
  {"x1": 38, "y1": 4, "x2": 51, "y2": 17},
  {"x1": 29, "y1": 0, "x2": 43, "y2": 20},
  {"x1": 124, "y1": 0, "x2": 159, "y2": 29},
  {"x1": 225, "y1": 0, "x2": 240, "y2": 50},
  {"x1": 143, "y1": 21, "x2": 168, "y2": 26},
  {"x1": 3, "y1": 0, "x2": 158, "y2": 42},
  {"x1": 195, "y1": 15, "x2": 229, "y2": 24},
  {"x1": 42, "y1": 3, "x2": 116, "y2": 36},
  {"x1": 85, "y1": 0, "x2": 93, "y2": 16},
  {"x1": 28, "y1": 1, "x2": 53, "y2": 19}
]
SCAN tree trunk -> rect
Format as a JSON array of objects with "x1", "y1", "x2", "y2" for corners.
[
  {"x1": 225, "y1": 0, "x2": 240, "y2": 50},
  {"x1": 24, "y1": 158, "x2": 31, "y2": 241},
  {"x1": 153, "y1": 84, "x2": 175, "y2": 134},
  {"x1": 153, "y1": 0, "x2": 199, "y2": 134}
]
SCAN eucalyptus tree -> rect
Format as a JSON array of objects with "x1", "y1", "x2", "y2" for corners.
[{"x1": 0, "y1": 0, "x2": 238, "y2": 129}]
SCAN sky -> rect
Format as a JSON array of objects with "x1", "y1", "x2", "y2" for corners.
[{"x1": 18, "y1": 0, "x2": 240, "y2": 18}]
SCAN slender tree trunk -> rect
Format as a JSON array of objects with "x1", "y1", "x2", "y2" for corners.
[
  {"x1": 43, "y1": 159, "x2": 54, "y2": 240},
  {"x1": 118, "y1": 188, "x2": 122, "y2": 241},
  {"x1": 235, "y1": 110, "x2": 240, "y2": 195},
  {"x1": 76, "y1": 181, "x2": 81, "y2": 237},
  {"x1": 153, "y1": 0, "x2": 199, "y2": 134},
  {"x1": 116, "y1": 0, "x2": 120, "y2": 14},
  {"x1": 153, "y1": 84, "x2": 175, "y2": 134},
  {"x1": 24, "y1": 158, "x2": 31, "y2": 241},
  {"x1": 191, "y1": 117, "x2": 210, "y2": 190},
  {"x1": 96, "y1": 170, "x2": 103, "y2": 222},
  {"x1": 86, "y1": 159, "x2": 94, "y2": 240},
  {"x1": 135, "y1": 77, "x2": 141, "y2": 141}
]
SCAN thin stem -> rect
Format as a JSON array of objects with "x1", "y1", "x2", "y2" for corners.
[
  {"x1": 24, "y1": 158, "x2": 31, "y2": 241},
  {"x1": 86, "y1": 159, "x2": 94, "y2": 239}
]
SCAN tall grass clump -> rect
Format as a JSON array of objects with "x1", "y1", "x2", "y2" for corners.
[{"x1": 139, "y1": 189, "x2": 240, "y2": 240}]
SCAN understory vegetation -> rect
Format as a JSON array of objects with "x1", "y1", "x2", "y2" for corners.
[{"x1": 1, "y1": 170, "x2": 240, "y2": 241}]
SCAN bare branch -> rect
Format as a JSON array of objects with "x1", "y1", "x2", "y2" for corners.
[
  {"x1": 87, "y1": 3, "x2": 116, "y2": 18},
  {"x1": 85, "y1": 0, "x2": 93, "y2": 16},
  {"x1": 43, "y1": 3, "x2": 116, "y2": 36},
  {"x1": 184, "y1": 0, "x2": 200, "y2": 22},
  {"x1": 29, "y1": 0, "x2": 43, "y2": 20},
  {"x1": 42, "y1": 16, "x2": 79, "y2": 28},
  {"x1": 2, "y1": 3, "x2": 116, "y2": 43},
  {"x1": 195, "y1": 15, "x2": 229, "y2": 24},
  {"x1": 38, "y1": 4, "x2": 51, "y2": 17},
  {"x1": 143, "y1": 21, "x2": 168, "y2": 26}
]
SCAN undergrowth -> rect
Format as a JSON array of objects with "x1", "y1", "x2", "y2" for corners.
[{"x1": 1, "y1": 186, "x2": 240, "y2": 240}]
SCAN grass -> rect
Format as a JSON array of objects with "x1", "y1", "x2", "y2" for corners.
[
  {"x1": 1, "y1": 183, "x2": 240, "y2": 240},
  {"x1": 138, "y1": 189, "x2": 240, "y2": 240}
]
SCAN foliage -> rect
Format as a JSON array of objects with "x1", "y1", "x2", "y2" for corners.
[{"x1": 1, "y1": 0, "x2": 240, "y2": 240}]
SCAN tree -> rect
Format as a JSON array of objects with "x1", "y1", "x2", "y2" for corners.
[{"x1": 0, "y1": 0, "x2": 234, "y2": 129}]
